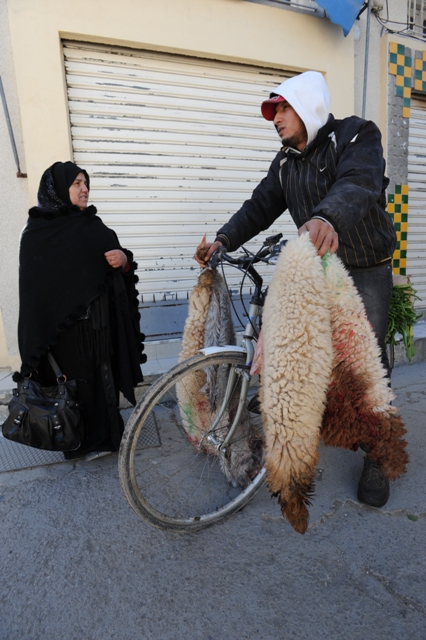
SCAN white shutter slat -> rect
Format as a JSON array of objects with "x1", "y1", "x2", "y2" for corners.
[
  {"x1": 71, "y1": 129, "x2": 277, "y2": 149},
  {"x1": 64, "y1": 46, "x2": 290, "y2": 93},
  {"x1": 408, "y1": 99, "x2": 426, "y2": 308},
  {"x1": 73, "y1": 152, "x2": 272, "y2": 169},
  {"x1": 63, "y1": 40, "x2": 294, "y2": 312}
]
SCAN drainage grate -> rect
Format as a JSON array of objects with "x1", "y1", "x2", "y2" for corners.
[
  {"x1": 0, "y1": 408, "x2": 134, "y2": 473},
  {"x1": 0, "y1": 434, "x2": 64, "y2": 473},
  {"x1": 136, "y1": 412, "x2": 161, "y2": 449}
]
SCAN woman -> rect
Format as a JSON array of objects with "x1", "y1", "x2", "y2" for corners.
[{"x1": 16, "y1": 161, "x2": 146, "y2": 460}]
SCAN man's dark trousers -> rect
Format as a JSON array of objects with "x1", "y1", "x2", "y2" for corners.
[{"x1": 349, "y1": 261, "x2": 393, "y2": 377}]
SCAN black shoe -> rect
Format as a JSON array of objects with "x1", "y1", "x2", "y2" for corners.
[{"x1": 357, "y1": 457, "x2": 390, "y2": 507}]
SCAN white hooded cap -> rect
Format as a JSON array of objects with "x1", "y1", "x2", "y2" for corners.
[{"x1": 261, "y1": 71, "x2": 331, "y2": 146}]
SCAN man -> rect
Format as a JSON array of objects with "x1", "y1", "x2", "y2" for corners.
[{"x1": 195, "y1": 70, "x2": 396, "y2": 508}]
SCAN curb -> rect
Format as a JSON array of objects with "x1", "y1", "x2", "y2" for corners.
[{"x1": 1, "y1": 325, "x2": 425, "y2": 405}]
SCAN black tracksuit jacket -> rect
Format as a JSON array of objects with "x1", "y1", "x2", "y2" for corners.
[{"x1": 216, "y1": 115, "x2": 396, "y2": 269}]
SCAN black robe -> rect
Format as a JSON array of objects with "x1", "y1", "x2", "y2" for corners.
[{"x1": 17, "y1": 203, "x2": 146, "y2": 455}]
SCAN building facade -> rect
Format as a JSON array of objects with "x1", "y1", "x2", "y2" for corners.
[{"x1": 1, "y1": 0, "x2": 425, "y2": 372}]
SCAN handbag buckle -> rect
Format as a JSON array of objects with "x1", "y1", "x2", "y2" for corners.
[{"x1": 13, "y1": 409, "x2": 24, "y2": 426}]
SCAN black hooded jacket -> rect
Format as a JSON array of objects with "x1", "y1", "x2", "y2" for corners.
[{"x1": 216, "y1": 115, "x2": 396, "y2": 269}]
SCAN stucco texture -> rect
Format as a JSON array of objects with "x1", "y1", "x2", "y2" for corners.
[{"x1": 0, "y1": 0, "x2": 30, "y2": 368}]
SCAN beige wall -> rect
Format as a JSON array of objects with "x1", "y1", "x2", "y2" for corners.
[
  {"x1": 8, "y1": 0, "x2": 355, "y2": 202},
  {"x1": 0, "y1": 0, "x2": 30, "y2": 370},
  {"x1": 4, "y1": 0, "x2": 355, "y2": 369}
]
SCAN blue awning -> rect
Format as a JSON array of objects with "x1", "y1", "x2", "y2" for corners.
[{"x1": 316, "y1": 0, "x2": 365, "y2": 37}]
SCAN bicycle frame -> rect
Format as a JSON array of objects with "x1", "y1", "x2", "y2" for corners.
[
  {"x1": 198, "y1": 297, "x2": 262, "y2": 453},
  {"x1": 195, "y1": 233, "x2": 286, "y2": 453}
]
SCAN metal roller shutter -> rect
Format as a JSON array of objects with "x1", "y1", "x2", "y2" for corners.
[
  {"x1": 408, "y1": 98, "x2": 426, "y2": 309},
  {"x1": 63, "y1": 40, "x2": 296, "y2": 339}
]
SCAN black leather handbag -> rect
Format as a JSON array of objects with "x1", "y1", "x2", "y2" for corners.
[{"x1": 2, "y1": 353, "x2": 86, "y2": 451}]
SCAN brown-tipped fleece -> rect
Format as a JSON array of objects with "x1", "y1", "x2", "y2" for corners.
[{"x1": 261, "y1": 235, "x2": 408, "y2": 534}]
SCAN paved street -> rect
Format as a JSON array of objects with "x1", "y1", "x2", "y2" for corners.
[{"x1": 0, "y1": 361, "x2": 425, "y2": 640}]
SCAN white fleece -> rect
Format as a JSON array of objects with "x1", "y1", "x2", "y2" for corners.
[
  {"x1": 271, "y1": 71, "x2": 330, "y2": 146},
  {"x1": 261, "y1": 233, "x2": 333, "y2": 532}
]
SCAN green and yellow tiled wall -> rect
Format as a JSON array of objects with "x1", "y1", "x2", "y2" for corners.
[
  {"x1": 388, "y1": 42, "x2": 415, "y2": 276},
  {"x1": 414, "y1": 50, "x2": 426, "y2": 92},
  {"x1": 389, "y1": 42, "x2": 412, "y2": 118},
  {"x1": 388, "y1": 185, "x2": 408, "y2": 276}
]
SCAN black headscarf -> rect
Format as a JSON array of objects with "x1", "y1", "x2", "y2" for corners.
[
  {"x1": 37, "y1": 161, "x2": 90, "y2": 209},
  {"x1": 17, "y1": 162, "x2": 145, "y2": 400}
]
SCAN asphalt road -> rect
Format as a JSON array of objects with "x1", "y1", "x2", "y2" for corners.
[{"x1": 1, "y1": 362, "x2": 425, "y2": 640}]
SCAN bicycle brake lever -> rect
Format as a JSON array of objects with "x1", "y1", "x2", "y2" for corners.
[
  {"x1": 263, "y1": 232, "x2": 283, "y2": 248},
  {"x1": 266, "y1": 239, "x2": 288, "y2": 264}
]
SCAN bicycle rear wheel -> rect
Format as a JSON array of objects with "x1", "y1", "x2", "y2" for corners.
[{"x1": 118, "y1": 350, "x2": 265, "y2": 531}]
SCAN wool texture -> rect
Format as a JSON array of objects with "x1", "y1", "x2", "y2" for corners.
[
  {"x1": 177, "y1": 270, "x2": 215, "y2": 446},
  {"x1": 177, "y1": 269, "x2": 236, "y2": 447},
  {"x1": 261, "y1": 234, "x2": 408, "y2": 534},
  {"x1": 320, "y1": 253, "x2": 408, "y2": 479},
  {"x1": 261, "y1": 234, "x2": 334, "y2": 534},
  {"x1": 177, "y1": 268, "x2": 258, "y2": 488}
]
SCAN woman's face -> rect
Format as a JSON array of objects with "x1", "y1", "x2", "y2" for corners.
[{"x1": 69, "y1": 172, "x2": 89, "y2": 209}]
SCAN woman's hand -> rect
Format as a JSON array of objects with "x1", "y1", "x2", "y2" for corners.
[{"x1": 105, "y1": 249, "x2": 128, "y2": 269}]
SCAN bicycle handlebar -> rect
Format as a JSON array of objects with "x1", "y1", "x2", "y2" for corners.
[
  {"x1": 206, "y1": 233, "x2": 287, "y2": 296},
  {"x1": 208, "y1": 233, "x2": 285, "y2": 271}
]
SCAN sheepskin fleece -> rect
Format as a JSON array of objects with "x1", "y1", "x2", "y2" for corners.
[
  {"x1": 179, "y1": 269, "x2": 217, "y2": 363},
  {"x1": 177, "y1": 269, "x2": 225, "y2": 445},
  {"x1": 261, "y1": 234, "x2": 334, "y2": 533},
  {"x1": 176, "y1": 269, "x2": 256, "y2": 488},
  {"x1": 261, "y1": 234, "x2": 408, "y2": 534},
  {"x1": 320, "y1": 253, "x2": 408, "y2": 479}
]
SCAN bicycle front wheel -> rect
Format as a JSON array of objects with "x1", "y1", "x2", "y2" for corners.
[{"x1": 118, "y1": 350, "x2": 265, "y2": 531}]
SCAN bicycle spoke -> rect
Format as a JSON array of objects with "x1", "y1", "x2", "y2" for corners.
[{"x1": 119, "y1": 351, "x2": 265, "y2": 530}]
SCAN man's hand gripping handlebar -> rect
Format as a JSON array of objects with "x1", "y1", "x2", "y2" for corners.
[{"x1": 194, "y1": 235, "x2": 225, "y2": 267}]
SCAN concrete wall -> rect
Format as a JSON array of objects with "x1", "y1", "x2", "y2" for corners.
[
  {"x1": 0, "y1": 0, "x2": 30, "y2": 370},
  {"x1": 353, "y1": 5, "x2": 382, "y2": 124},
  {"x1": 353, "y1": 0, "x2": 426, "y2": 155}
]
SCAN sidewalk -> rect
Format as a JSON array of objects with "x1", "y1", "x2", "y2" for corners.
[{"x1": 1, "y1": 321, "x2": 426, "y2": 473}]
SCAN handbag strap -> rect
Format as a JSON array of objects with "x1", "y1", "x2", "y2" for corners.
[{"x1": 47, "y1": 352, "x2": 66, "y2": 380}]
